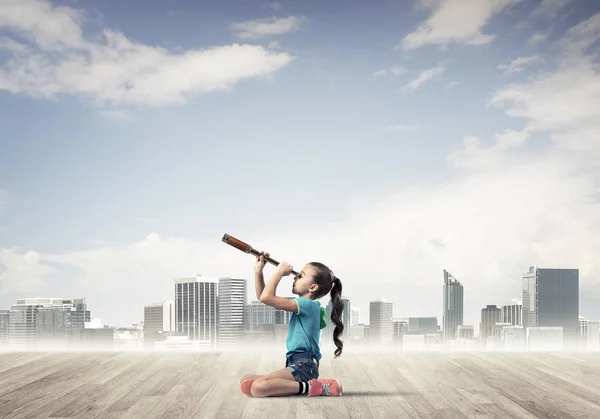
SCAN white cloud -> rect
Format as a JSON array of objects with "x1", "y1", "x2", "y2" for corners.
[
  {"x1": 558, "y1": 12, "x2": 600, "y2": 55},
  {"x1": 532, "y1": 0, "x2": 571, "y2": 19},
  {"x1": 0, "y1": 249, "x2": 56, "y2": 295},
  {"x1": 528, "y1": 32, "x2": 548, "y2": 44},
  {"x1": 0, "y1": 36, "x2": 32, "y2": 54},
  {"x1": 399, "y1": 0, "x2": 521, "y2": 50},
  {"x1": 0, "y1": 0, "x2": 295, "y2": 107},
  {"x1": 489, "y1": 62, "x2": 600, "y2": 137},
  {"x1": 400, "y1": 65, "x2": 445, "y2": 91},
  {"x1": 497, "y1": 55, "x2": 545, "y2": 75},
  {"x1": 447, "y1": 129, "x2": 529, "y2": 171},
  {"x1": 489, "y1": 13, "x2": 600, "y2": 138},
  {"x1": 373, "y1": 65, "x2": 408, "y2": 76},
  {"x1": 230, "y1": 16, "x2": 305, "y2": 39},
  {"x1": 0, "y1": 0, "x2": 87, "y2": 51}
]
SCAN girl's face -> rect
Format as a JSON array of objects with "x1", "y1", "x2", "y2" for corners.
[{"x1": 292, "y1": 264, "x2": 317, "y2": 296}]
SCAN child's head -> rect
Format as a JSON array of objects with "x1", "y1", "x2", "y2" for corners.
[{"x1": 292, "y1": 261, "x2": 344, "y2": 358}]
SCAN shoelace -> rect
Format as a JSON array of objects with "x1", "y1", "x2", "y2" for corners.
[{"x1": 322, "y1": 384, "x2": 331, "y2": 396}]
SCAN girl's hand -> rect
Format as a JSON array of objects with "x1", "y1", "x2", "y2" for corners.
[
  {"x1": 255, "y1": 251, "x2": 270, "y2": 273},
  {"x1": 276, "y1": 261, "x2": 294, "y2": 277}
]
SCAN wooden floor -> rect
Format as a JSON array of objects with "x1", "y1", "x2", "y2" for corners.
[{"x1": 1, "y1": 349, "x2": 600, "y2": 418}]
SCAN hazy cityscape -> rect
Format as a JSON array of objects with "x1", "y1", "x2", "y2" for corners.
[
  {"x1": 2, "y1": 0, "x2": 600, "y2": 415},
  {"x1": 1, "y1": 265, "x2": 594, "y2": 354}
]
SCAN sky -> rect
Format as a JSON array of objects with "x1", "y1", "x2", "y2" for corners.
[{"x1": 1, "y1": 0, "x2": 600, "y2": 332}]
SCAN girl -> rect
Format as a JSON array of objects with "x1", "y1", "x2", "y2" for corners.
[{"x1": 239, "y1": 250, "x2": 344, "y2": 397}]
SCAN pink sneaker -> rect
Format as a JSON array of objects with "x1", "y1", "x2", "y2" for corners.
[
  {"x1": 308, "y1": 378, "x2": 343, "y2": 396},
  {"x1": 240, "y1": 379, "x2": 254, "y2": 396}
]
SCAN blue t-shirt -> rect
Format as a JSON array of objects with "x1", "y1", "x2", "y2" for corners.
[{"x1": 286, "y1": 297, "x2": 324, "y2": 360}]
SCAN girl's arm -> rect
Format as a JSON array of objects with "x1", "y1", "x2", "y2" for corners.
[
  {"x1": 259, "y1": 262, "x2": 298, "y2": 312},
  {"x1": 255, "y1": 270, "x2": 266, "y2": 300},
  {"x1": 254, "y1": 251, "x2": 269, "y2": 300}
]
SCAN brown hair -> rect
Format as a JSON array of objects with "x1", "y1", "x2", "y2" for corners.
[{"x1": 308, "y1": 262, "x2": 344, "y2": 358}]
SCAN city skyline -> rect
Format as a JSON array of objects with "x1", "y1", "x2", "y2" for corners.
[
  {"x1": 1, "y1": 265, "x2": 589, "y2": 341},
  {"x1": 1, "y1": 264, "x2": 594, "y2": 353},
  {"x1": 1, "y1": 0, "x2": 600, "y2": 330}
]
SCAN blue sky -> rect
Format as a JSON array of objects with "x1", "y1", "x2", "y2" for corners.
[{"x1": 1, "y1": 0, "x2": 600, "y2": 332}]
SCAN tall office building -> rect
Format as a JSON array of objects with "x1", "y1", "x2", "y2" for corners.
[
  {"x1": 579, "y1": 316, "x2": 588, "y2": 336},
  {"x1": 369, "y1": 300, "x2": 393, "y2": 344},
  {"x1": 174, "y1": 275, "x2": 217, "y2": 349},
  {"x1": 393, "y1": 316, "x2": 438, "y2": 335},
  {"x1": 245, "y1": 300, "x2": 291, "y2": 331},
  {"x1": 522, "y1": 267, "x2": 537, "y2": 328},
  {"x1": 502, "y1": 299, "x2": 522, "y2": 326},
  {"x1": 456, "y1": 325, "x2": 475, "y2": 340},
  {"x1": 0, "y1": 310, "x2": 8, "y2": 346},
  {"x1": 342, "y1": 298, "x2": 350, "y2": 331},
  {"x1": 409, "y1": 317, "x2": 438, "y2": 335},
  {"x1": 9, "y1": 304, "x2": 37, "y2": 349},
  {"x1": 351, "y1": 308, "x2": 360, "y2": 326},
  {"x1": 218, "y1": 277, "x2": 247, "y2": 350},
  {"x1": 9, "y1": 298, "x2": 89, "y2": 349},
  {"x1": 480, "y1": 305, "x2": 502, "y2": 340},
  {"x1": 443, "y1": 270, "x2": 463, "y2": 341},
  {"x1": 522, "y1": 266, "x2": 579, "y2": 343},
  {"x1": 144, "y1": 301, "x2": 174, "y2": 333},
  {"x1": 588, "y1": 321, "x2": 600, "y2": 352},
  {"x1": 392, "y1": 320, "x2": 408, "y2": 343}
]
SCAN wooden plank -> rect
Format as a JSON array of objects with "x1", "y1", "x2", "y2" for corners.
[
  {"x1": 0, "y1": 355, "x2": 116, "y2": 419},
  {"x1": 139, "y1": 351, "x2": 231, "y2": 419},
  {"x1": 46, "y1": 353, "x2": 169, "y2": 417},
  {"x1": 0, "y1": 353, "x2": 82, "y2": 402},
  {"x1": 1, "y1": 351, "x2": 600, "y2": 418},
  {"x1": 0, "y1": 352, "x2": 50, "y2": 374}
]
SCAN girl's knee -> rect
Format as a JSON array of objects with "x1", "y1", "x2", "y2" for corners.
[{"x1": 250, "y1": 379, "x2": 269, "y2": 397}]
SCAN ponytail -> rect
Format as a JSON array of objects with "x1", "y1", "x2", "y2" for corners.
[{"x1": 330, "y1": 276, "x2": 344, "y2": 358}]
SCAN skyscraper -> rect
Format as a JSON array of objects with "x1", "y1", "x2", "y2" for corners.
[
  {"x1": 218, "y1": 277, "x2": 247, "y2": 350},
  {"x1": 9, "y1": 298, "x2": 89, "y2": 349},
  {"x1": 342, "y1": 297, "x2": 350, "y2": 332},
  {"x1": 351, "y1": 308, "x2": 360, "y2": 326},
  {"x1": 174, "y1": 275, "x2": 217, "y2": 349},
  {"x1": 480, "y1": 305, "x2": 502, "y2": 341},
  {"x1": 245, "y1": 300, "x2": 291, "y2": 331},
  {"x1": 522, "y1": 267, "x2": 537, "y2": 328},
  {"x1": 0, "y1": 310, "x2": 9, "y2": 347},
  {"x1": 522, "y1": 266, "x2": 579, "y2": 344},
  {"x1": 144, "y1": 301, "x2": 174, "y2": 333},
  {"x1": 502, "y1": 299, "x2": 522, "y2": 326},
  {"x1": 369, "y1": 300, "x2": 393, "y2": 344},
  {"x1": 443, "y1": 270, "x2": 463, "y2": 341}
]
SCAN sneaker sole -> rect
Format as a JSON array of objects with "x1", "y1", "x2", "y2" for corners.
[{"x1": 240, "y1": 379, "x2": 254, "y2": 396}]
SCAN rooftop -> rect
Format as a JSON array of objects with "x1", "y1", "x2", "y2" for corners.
[{"x1": 1, "y1": 349, "x2": 599, "y2": 418}]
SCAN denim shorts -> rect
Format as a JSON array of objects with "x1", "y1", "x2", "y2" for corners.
[{"x1": 285, "y1": 352, "x2": 319, "y2": 382}]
